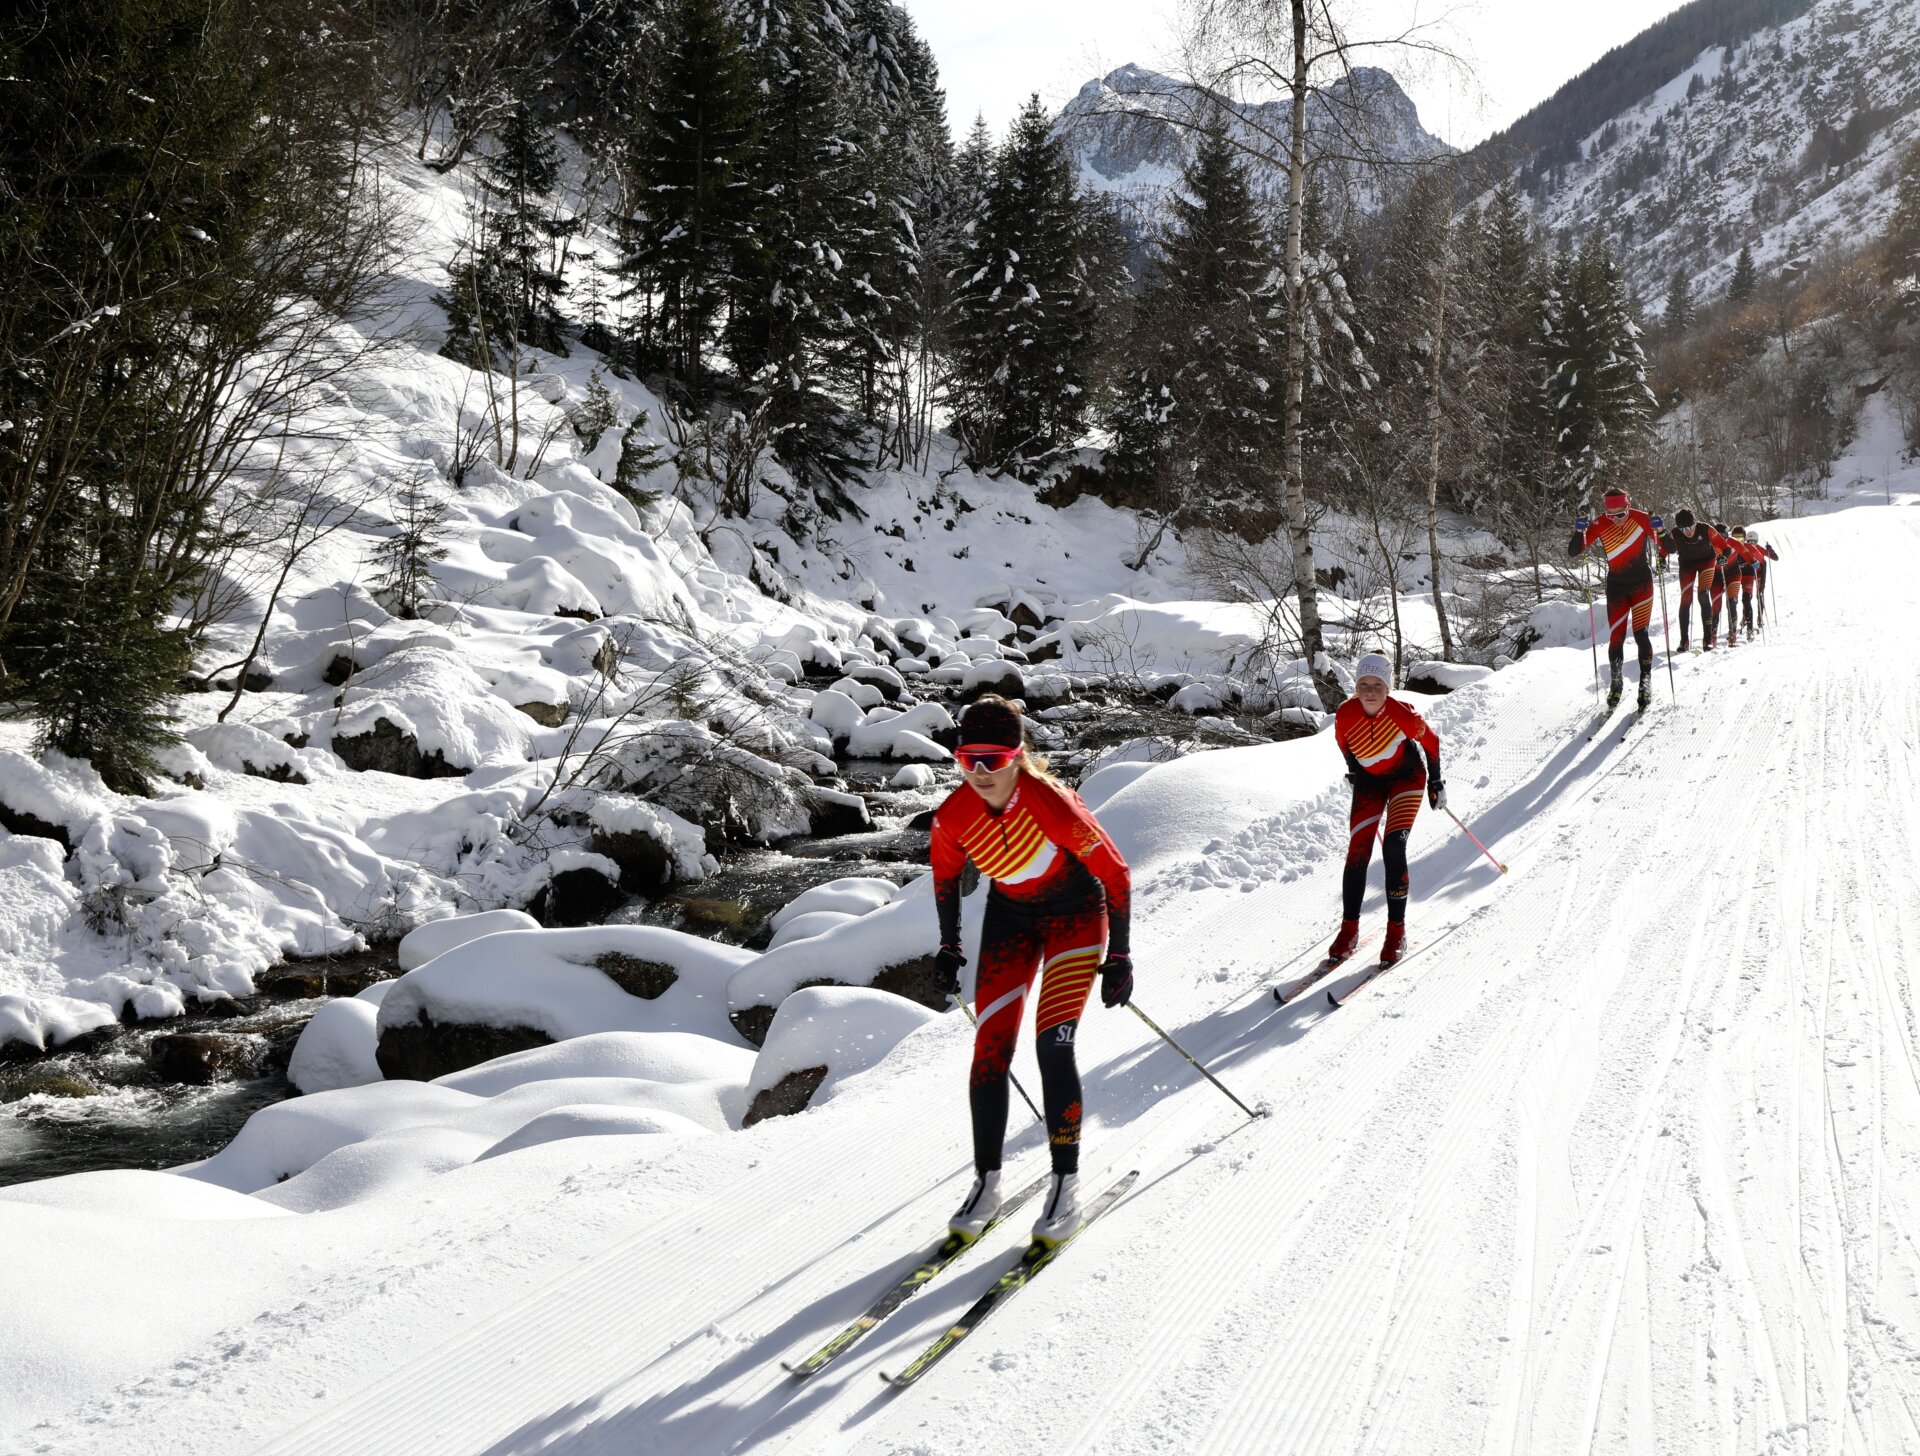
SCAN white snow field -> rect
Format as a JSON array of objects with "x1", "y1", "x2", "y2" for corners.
[{"x1": 4, "y1": 500, "x2": 1918, "y2": 1454}]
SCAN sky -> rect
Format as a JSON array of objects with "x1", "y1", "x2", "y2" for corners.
[{"x1": 905, "y1": 0, "x2": 1694, "y2": 149}]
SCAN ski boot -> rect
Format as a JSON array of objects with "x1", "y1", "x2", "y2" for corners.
[
  {"x1": 1379, "y1": 922, "x2": 1407, "y2": 965},
  {"x1": 1637, "y1": 679, "x2": 1652, "y2": 712},
  {"x1": 949, "y1": 1169, "x2": 1003, "y2": 1240},
  {"x1": 1606, "y1": 666, "x2": 1624, "y2": 710},
  {"x1": 1328, "y1": 918, "x2": 1361, "y2": 963},
  {"x1": 1032, "y1": 1172, "x2": 1083, "y2": 1245}
]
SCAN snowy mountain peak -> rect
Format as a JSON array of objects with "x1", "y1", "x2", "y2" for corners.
[{"x1": 1055, "y1": 60, "x2": 1451, "y2": 221}]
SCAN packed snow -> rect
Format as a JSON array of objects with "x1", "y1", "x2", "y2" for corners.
[{"x1": 3, "y1": 487, "x2": 1917, "y2": 1452}]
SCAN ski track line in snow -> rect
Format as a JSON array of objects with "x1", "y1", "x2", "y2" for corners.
[
  {"x1": 542, "y1": 696, "x2": 1622, "y2": 1455},
  {"x1": 426, "y1": 646, "x2": 1699, "y2": 1454},
  {"x1": 18, "y1": 506, "x2": 1919, "y2": 1456},
  {"x1": 235, "y1": 1081, "x2": 1006, "y2": 1456},
  {"x1": 1184, "y1": 693, "x2": 1784, "y2": 1455}
]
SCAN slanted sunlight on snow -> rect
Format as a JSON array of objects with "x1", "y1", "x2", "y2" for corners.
[{"x1": 3, "y1": 487, "x2": 1917, "y2": 1454}]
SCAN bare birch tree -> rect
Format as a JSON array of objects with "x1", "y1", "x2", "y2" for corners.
[{"x1": 1158, "y1": 0, "x2": 1468, "y2": 706}]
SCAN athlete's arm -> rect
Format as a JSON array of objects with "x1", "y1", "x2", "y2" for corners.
[{"x1": 929, "y1": 804, "x2": 968, "y2": 950}]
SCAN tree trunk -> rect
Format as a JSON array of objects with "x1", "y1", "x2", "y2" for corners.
[
  {"x1": 1426, "y1": 199, "x2": 1456, "y2": 661},
  {"x1": 1284, "y1": 0, "x2": 1341, "y2": 710}
]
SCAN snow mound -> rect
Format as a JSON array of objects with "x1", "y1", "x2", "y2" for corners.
[
  {"x1": 320, "y1": 643, "x2": 535, "y2": 774},
  {"x1": 398, "y1": 909, "x2": 542, "y2": 970},
  {"x1": 286, "y1": 994, "x2": 384, "y2": 1094},
  {"x1": 742, "y1": 985, "x2": 940, "y2": 1124},
  {"x1": 1404, "y1": 660, "x2": 1494, "y2": 692},
  {"x1": 377, "y1": 924, "x2": 755, "y2": 1047},
  {"x1": 768, "y1": 876, "x2": 899, "y2": 932}
]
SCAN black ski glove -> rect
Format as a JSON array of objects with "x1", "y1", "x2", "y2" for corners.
[
  {"x1": 1099, "y1": 955, "x2": 1134, "y2": 1009},
  {"x1": 934, "y1": 945, "x2": 966, "y2": 998},
  {"x1": 1345, "y1": 768, "x2": 1368, "y2": 787},
  {"x1": 1428, "y1": 778, "x2": 1447, "y2": 812}
]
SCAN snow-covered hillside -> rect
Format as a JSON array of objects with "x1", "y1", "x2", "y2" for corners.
[
  {"x1": 0, "y1": 144, "x2": 1293, "y2": 1062},
  {"x1": 3, "y1": 466, "x2": 1917, "y2": 1450},
  {"x1": 1514, "y1": 0, "x2": 1920, "y2": 297}
]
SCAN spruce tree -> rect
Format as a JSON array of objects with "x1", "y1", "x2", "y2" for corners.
[
  {"x1": 617, "y1": 0, "x2": 760, "y2": 393},
  {"x1": 946, "y1": 96, "x2": 1099, "y2": 478},
  {"x1": 1663, "y1": 268, "x2": 1696, "y2": 336},
  {"x1": 1109, "y1": 120, "x2": 1280, "y2": 526},
  {"x1": 1881, "y1": 140, "x2": 1920, "y2": 284},
  {"x1": 443, "y1": 102, "x2": 574, "y2": 366},
  {"x1": 726, "y1": 7, "x2": 862, "y2": 489},
  {"x1": 1542, "y1": 231, "x2": 1654, "y2": 499},
  {"x1": 1475, "y1": 177, "x2": 1550, "y2": 512},
  {"x1": 1729, "y1": 243, "x2": 1757, "y2": 303}
]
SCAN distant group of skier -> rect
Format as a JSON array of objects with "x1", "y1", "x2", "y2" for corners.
[
  {"x1": 922, "y1": 490, "x2": 1778, "y2": 1252},
  {"x1": 1570, "y1": 488, "x2": 1778, "y2": 710}
]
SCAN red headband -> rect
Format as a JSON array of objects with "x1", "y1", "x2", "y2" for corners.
[{"x1": 1602, "y1": 491, "x2": 1628, "y2": 509}]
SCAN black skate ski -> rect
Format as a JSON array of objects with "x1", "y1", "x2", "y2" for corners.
[
  {"x1": 783, "y1": 1172, "x2": 1050, "y2": 1377},
  {"x1": 879, "y1": 1171, "x2": 1139, "y2": 1390}
]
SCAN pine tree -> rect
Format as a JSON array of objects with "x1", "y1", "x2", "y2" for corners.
[
  {"x1": 945, "y1": 95, "x2": 1101, "y2": 478},
  {"x1": 1729, "y1": 243, "x2": 1757, "y2": 303},
  {"x1": 825, "y1": 10, "x2": 949, "y2": 463},
  {"x1": 1663, "y1": 267, "x2": 1696, "y2": 336},
  {"x1": 1109, "y1": 120, "x2": 1281, "y2": 528},
  {"x1": 616, "y1": 0, "x2": 760, "y2": 393},
  {"x1": 1881, "y1": 140, "x2": 1920, "y2": 284},
  {"x1": 726, "y1": 6, "x2": 863, "y2": 489},
  {"x1": 443, "y1": 102, "x2": 575, "y2": 366},
  {"x1": 1542, "y1": 231, "x2": 1654, "y2": 500},
  {"x1": 371, "y1": 485, "x2": 450, "y2": 621},
  {"x1": 1475, "y1": 177, "x2": 1550, "y2": 510}
]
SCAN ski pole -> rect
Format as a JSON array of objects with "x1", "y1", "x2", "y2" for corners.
[
  {"x1": 1127, "y1": 1001, "x2": 1266, "y2": 1121},
  {"x1": 1445, "y1": 806, "x2": 1507, "y2": 875},
  {"x1": 1655, "y1": 566, "x2": 1678, "y2": 702},
  {"x1": 1583, "y1": 556, "x2": 1600, "y2": 696},
  {"x1": 950, "y1": 993, "x2": 1043, "y2": 1125}
]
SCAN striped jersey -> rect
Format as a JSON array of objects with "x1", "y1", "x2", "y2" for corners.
[
  {"x1": 931, "y1": 775, "x2": 1131, "y2": 956},
  {"x1": 1570, "y1": 508, "x2": 1656, "y2": 591},
  {"x1": 1334, "y1": 695, "x2": 1441, "y2": 783}
]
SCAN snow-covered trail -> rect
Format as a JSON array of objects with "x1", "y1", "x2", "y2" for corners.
[{"x1": 10, "y1": 506, "x2": 1918, "y2": 1456}]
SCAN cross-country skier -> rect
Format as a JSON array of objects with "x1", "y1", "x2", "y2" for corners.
[
  {"x1": 930, "y1": 695, "x2": 1133, "y2": 1246},
  {"x1": 1326, "y1": 654, "x2": 1444, "y2": 970},
  {"x1": 1711, "y1": 522, "x2": 1741, "y2": 647},
  {"x1": 1730, "y1": 527, "x2": 1774, "y2": 634},
  {"x1": 1569, "y1": 489, "x2": 1659, "y2": 708},
  {"x1": 1751, "y1": 532, "x2": 1779, "y2": 627},
  {"x1": 1656, "y1": 509, "x2": 1731, "y2": 652}
]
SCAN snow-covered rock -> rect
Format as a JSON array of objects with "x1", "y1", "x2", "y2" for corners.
[
  {"x1": 1403, "y1": 660, "x2": 1495, "y2": 693},
  {"x1": 375, "y1": 924, "x2": 754, "y2": 1080},
  {"x1": 286, "y1": 993, "x2": 384, "y2": 1094},
  {"x1": 740, "y1": 986, "x2": 939, "y2": 1125},
  {"x1": 398, "y1": 909, "x2": 542, "y2": 971}
]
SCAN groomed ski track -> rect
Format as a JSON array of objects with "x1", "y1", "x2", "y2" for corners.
[{"x1": 16, "y1": 505, "x2": 1920, "y2": 1455}]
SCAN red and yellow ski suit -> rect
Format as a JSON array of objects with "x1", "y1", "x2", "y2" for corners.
[
  {"x1": 1569, "y1": 509, "x2": 1657, "y2": 661},
  {"x1": 1333, "y1": 696, "x2": 1441, "y2": 924},
  {"x1": 932, "y1": 774, "x2": 1131, "y2": 1175}
]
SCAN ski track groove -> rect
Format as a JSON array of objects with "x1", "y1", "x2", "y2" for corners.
[{"x1": 20, "y1": 509, "x2": 1918, "y2": 1456}]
